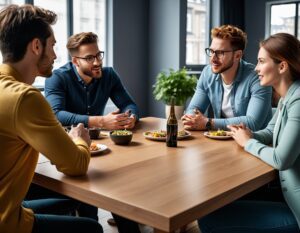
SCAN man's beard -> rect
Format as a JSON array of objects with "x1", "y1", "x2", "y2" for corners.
[
  {"x1": 211, "y1": 57, "x2": 234, "y2": 74},
  {"x1": 37, "y1": 49, "x2": 53, "y2": 77},
  {"x1": 81, "y1": 65, "x2": 102, "y2": 79}
]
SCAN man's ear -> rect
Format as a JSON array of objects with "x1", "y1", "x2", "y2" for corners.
[
  {"x1": 72, "y1": 56, "x2": 80, "y2": 67},
  {"x1": 31, "y1": 38, "x2": 42, "y2": 55},
  {"x1": 235, "y1": 50, "x2": 243, "y2": 60}
]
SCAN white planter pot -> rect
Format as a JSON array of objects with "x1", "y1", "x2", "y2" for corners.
[{"x1": 165, "y1": 105, "x2": 184, "y2": 120}]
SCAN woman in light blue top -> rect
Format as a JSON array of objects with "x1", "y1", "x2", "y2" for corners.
[{"x1": 198, "y1": 33, "x2": 300, "y2": 233}]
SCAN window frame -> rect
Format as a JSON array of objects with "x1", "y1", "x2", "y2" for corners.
[
  {"x1": 265, "y1": 0, "x2": 300, "y2": 38},
  {"x1": 183, "y1": 0, "x2": 213, "y2": 71},
  {"x1": 30, "y1": 0, "x2": 107, "y2": 89}
]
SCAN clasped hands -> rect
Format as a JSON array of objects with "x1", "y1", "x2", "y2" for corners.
[
  {"x1": 181, "y1": 109, "x2": 208, "y2": 130},
  {"x1": 101, "y1": 109, "x2": 136, "y2": 130},
  {"x1": 227, "y1": 123, "x2": 253, "y2": 147}
]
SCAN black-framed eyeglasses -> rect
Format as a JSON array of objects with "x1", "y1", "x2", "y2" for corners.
[
  {"x1": 205, "y1": 48, "x2": 235, "y2": 59},
  {"x1": 74, "y1": 51, "x2": 104, "y2": 63}
]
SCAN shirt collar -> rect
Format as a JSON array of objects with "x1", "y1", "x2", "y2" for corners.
[
  {"x1": 71, "y1": 63, "x2": 85, "y2": 84},
  {"x1": 71, "y1": 63, "x2": 97, "y2": 86},
  {"x1": 0, "y1": 64, "x2": 22, "y2": 81}
]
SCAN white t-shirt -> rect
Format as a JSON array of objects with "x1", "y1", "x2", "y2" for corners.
[{"x1": 221, "y1": 81, "x2": 234, "y2": 118}]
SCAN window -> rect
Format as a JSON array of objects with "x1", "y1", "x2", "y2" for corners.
[
  {"x1": 266, "y1": 1, "x2": 300, "y2": 39},
  {"x1": 73, "y1": 0, "x2": 106, "y2": 56},
  {"x1": 0, "y1": 0, "x2": 24, "y2": 10},
  {"x1": 0, "y1": 1, "x2": 106, "y2": 87},
  {"x1": 34, "y1": 0, "x2": 68, "y2": 69},
  {"x1": 0, "y1": 0, "x2": 25, "y2": 63},
  {"x1": 185, "y1": 0, "x2": 209, "y2": 66}
]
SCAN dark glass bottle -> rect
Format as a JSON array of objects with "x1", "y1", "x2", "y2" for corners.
[{"x1": 166, "y1": 99, "x2": 178, "y2": 147}]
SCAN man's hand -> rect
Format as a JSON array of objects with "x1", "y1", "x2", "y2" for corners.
[
  {"x1": 68, "y1": 123, "x2": 91, "y2": 146},
  {"x1": 122, "y1": 114, "x2": 137, "y2": 129},
  {"x1": 101, "y1": 109, "x2": 135, "y2": 130},
  {"x1": 181, "y1": 110, "x2": 208, "y2": 130}
]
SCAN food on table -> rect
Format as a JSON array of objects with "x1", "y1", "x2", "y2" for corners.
[
  {"x1": 177, "y1": 130, "x2": 187, "y2": 137},
  {"x1": 208, "y1": 129, "x2": 228, "y2": 136},
  {"x1": 111, "y1": 130, "x2": 132, "y2": 136},
  {"x1": 90, "y1": 142, "x2": 99, "y2": 151},
  {"x1": 145, "y1": 130, "x2": 187, "y2": 138},
  {"x1": 145, "y1": 130, "x2": 166, "y2": 138}
]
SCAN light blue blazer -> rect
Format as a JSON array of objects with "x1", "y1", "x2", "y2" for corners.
[{"x1": 245, "y1": 80, "x2": 300, "y2": 228}]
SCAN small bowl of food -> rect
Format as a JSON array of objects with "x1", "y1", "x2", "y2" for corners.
[
  {"x1": 89, "y1": 128, "x2": 101, "y2": 139},
  {"x1": 110, "y1": 130, "x2": 133, "y2": 145}
]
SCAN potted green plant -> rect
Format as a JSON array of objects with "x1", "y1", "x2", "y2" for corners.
[{"x1": 153, "y1": 67, "x2": 198, "y2": 119}]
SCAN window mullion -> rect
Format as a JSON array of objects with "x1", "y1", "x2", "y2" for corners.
[
  {"x1": 295, "y1": 2, "x2": 299, "y2": 36},
  {"x1": 67, "y1": 0, "x2": 73, "y2": 37}
]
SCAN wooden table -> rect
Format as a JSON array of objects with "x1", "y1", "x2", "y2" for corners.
[{"x1": 34, "y1": 117, "x2": 276, "y2": 232}]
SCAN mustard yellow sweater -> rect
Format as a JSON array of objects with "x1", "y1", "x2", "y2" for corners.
[{"x1": 0, "y1": 64, "x2": 91, "y2": 233}]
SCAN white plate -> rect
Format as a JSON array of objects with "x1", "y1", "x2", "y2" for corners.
[
  {"x1": 90, "y1": 144, "x2": 108, "y2": 155},
  {"x1": 203, "y1": 131, "x2": 232, "y2": 140},
  {"x1": 143, "y1": 130, "x2": 192, "y2": 141}
]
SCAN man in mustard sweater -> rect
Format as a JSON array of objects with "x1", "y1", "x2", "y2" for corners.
[{"x1": 0, "y1": 4, "x2": 103, "y2": 233}]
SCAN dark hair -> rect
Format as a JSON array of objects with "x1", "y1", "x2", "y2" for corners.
[
  {"x1": 211, "y1": 25, "x2": 247, "y2": 51},
  {"x1": 260, "y1": 33, "x2": 300, "y2": 81},
  {"x1": 0, "y1": 4, "x2": 57, "y2": 63},
  {"x1": 67, "y1": 32, "x2": 98, "y2": 56}
]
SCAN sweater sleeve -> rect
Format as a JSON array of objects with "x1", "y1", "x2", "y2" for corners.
[{"x1": 15, "y1": 89, "x2": 90, "y2": 176}]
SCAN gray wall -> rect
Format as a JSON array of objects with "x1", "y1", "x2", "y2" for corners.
[
  {"x1": 110, "y1": 0, "x2": 284, "y2": 117},
  {"x1": 112, "y1": 0, "x2": 149, "y2": 116},
  {"x1": 148, "y1": 0, "x2": 184, "y2": 117},
  {"x1": 244, "y1": 0, "x2": 286, "y2": 64},
  {"x1": 112, "y1": 0, "x2": 185, "y2": 118}
]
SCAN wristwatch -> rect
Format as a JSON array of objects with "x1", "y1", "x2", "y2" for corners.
[{"x1": 205, "y1": 118, "x2": 213, "y2": 131}]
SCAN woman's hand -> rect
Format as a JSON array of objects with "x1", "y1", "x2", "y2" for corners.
[{"x1": 227, "y1": 123, "x2": 253, "y2": 147}]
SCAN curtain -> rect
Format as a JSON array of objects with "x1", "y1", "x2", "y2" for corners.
[{"x1": 220, "y1": 0, "x2": 245, "y2": 31}]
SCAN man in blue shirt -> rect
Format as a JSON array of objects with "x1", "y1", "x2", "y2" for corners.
[
  {"x1": 45, "y1": 32, "x2": 141, "y2": 233},
  {"x1": 45, "y1": 32, "x2": 139, "y2": 130},
  {"x1": 182, "y1": 25, "x2": 272, "y2": 131}
]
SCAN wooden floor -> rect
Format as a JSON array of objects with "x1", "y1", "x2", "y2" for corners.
[{"x1": 98, "y1": 209, "x2": 201, "y2": 233}]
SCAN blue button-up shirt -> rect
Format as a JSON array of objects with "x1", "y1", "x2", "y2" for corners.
[
  {"x1": 45, "y1": 62, "x2": 139, "y2": 126},
  {"x1": 186, "y1": 60, "x2": 272, "y2": 130}
]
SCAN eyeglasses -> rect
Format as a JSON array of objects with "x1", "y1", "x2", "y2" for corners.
[
  {"x1": 205, "y1": 48, "x2": 235, "y2": 59},
  {"x1": 74, "y1": 51, "x2": 104, "y2": 63}
]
